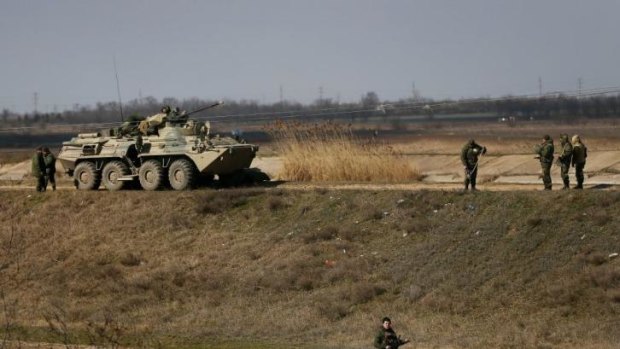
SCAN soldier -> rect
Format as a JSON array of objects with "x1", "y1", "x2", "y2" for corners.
[
  {"x1": 557, "y1": 134, "x2": 573, "y2": 190},
  {"x1": 42, "y1": 147, "x2": 57, "y2": 191},
  {"x1": 138, "y1": 105, "x2": 171, "y2": 135},
  {"x1": 460, "y1": 139, "x2": 487, "y2": 191},
  {"x1": 118, "y1": 114, "x2": 145, "y2": 136},
  {"x1": 571, "y1": 134, "x2": 587, "y2": 189},
  {"x1": 31, "y1": 146, "x2": 45, "y2": 192},
  {"x1": 373, "y1": 317, "x2": 410, "y2": 349},
  {"x1": 168, "y1": 106, "x2": 188, "y2": 124},
  {"x1": 537, "y1": 134, "x2": 554, "y2": 190}
]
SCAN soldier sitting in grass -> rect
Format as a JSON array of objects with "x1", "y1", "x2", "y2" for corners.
[{"x1": 374, "y1": 317, "x2": 410, "y2": 349}]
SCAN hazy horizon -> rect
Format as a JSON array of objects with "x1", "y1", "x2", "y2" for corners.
[{"x1": 1, "y1": 0, "x2": 619, "y2": 113}]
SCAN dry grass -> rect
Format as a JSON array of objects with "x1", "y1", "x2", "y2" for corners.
[
  {"x1": 0, "y1": 149, "x2": 33, "y2": 165},
  {"x1": 266, "y1": 121, "x2": 420, "y2": 182},
  {"x1": 1, "y1": 189, "x2": 620, "y2": 348}
]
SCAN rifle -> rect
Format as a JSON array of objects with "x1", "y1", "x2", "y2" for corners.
[{"x1": 184, "y1": 101, "x2": 224, "y2": 118}]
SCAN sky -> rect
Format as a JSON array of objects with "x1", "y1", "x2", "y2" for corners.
[{"x1": 1, "y1": 0, "x2": 619, "y2": 113}]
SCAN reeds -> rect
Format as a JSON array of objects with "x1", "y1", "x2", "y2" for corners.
[{"x1": 266, "y1": 120, "x2": 420, "y2": 182}]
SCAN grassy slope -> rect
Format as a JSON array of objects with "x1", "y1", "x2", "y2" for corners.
[{"x1": 0, "y1": 189, "x2": 619, "y2": 348}]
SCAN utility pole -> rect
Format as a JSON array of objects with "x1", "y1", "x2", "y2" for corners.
[
  {"x1": 279, "y1": 85, "x2": 283, "y2": 104},
  {"x1": 578, "y1": 77, "x2": 583, "y2": 98},
  {"x1": 33, "y1": 92, "x2": 38, "y2": 114},
  {"x1": 538, "y1": 77, "x2": 543, "y2": 97},
  {"x1": 318, "y1": 86, "x2": 324, "y2": 104}
]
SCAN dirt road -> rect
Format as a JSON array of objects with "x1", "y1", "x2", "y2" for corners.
[{"x1": 3, "y1": 150, "x2": 619, "y2": 191}]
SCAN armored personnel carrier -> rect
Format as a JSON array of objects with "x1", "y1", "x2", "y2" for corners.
[{"x1": 58, "y1": 104, "x2": 267, "y2": 190}]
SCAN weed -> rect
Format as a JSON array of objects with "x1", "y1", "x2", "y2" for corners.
[
  {"x1": 403, "y1": 284, "x2": 425, "y2": 302},
  {"x1": 266, "y1": 121, "x2": 420, "y2": 182},
  {"x1": 120, "y1": 252, "x2": 141, "y2": 267},
  {"x1": 349, "y1": 282, "x2": 386, "y2": 304},
  {"x1": 588, "y1": 266, "x2": 620, "y2": 288},
  {"x1": 526, "y1": 216, "x2": 544, "y2": 228},
  {"x1": 267, "y1": 196, "x2": 287, "y2": 211},
  {"x1": 301, "y1": 227, "x2": 336, "y2": 243},
  {"x1": 585, "y1": 252, "x2": 608, "y2": 266}
]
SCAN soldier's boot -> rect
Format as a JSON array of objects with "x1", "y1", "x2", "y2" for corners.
[
  {"x1": 464, "y1": 179, "x2": 470, "y2": 191},
  {"x1": 562, "y1": 179, "x2": 570, "y2": 190},
  {"x1": 575, "y1": 182, "x2": 583, "y2": 189}
]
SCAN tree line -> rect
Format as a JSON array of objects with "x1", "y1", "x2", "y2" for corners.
[{"x1": 2, "y1": 92, "x2": 620, "y2": 128}]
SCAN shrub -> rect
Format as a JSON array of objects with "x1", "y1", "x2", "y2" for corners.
[
  {"x1": 526, "y1": 217, "x2": 543, "y2": 228},
  {"x1": 267, "y1": 196, "x2": 287, "y2": 211},
  {"x1": 349, "y1": 282, "x2": 386, "y2": 304},
  {"x1": 589, "y1": 266, "x2": 620, "y2": 288},
  {"x1": 120, "y1": 252, "x2": 141, "y2": 267},
  {"x1": 195, "y1": 190, "x2": 259, "y2": 215},
  {"x1": 585, "y1": 252, "x2": 608, "y2": 266}
]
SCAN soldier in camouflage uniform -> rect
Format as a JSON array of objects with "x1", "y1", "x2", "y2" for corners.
[
  {"x1": 460, "y1": 139, "x2": 487, "y2": 191},
  {"x1": 31, "y1": 146, "x2": 45, "y2": 192},
  {"x1": 537, "y1": 134, "x2": 554, "y2": 190},
  {"x1": 42, "y1": 147, "x2": 57, "y2": 191},
  {"x1": 557, "y1": 134, "x2": 573, "y2": 190},
  {"x1": 571, "y1": 134, "x2": 587, "y2": 189},
  {"x1": 139, "y1": 105, "x2": 171, "y2": 135},
  {"x1": 374, "y1": 317, "x2": 409, "y2": 349}
]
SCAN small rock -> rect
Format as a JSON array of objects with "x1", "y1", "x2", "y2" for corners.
[
  {"x1": 397, "y1": 199, "x2": 406, "y2": 204},
  {"x1": 580, "y1": 234, "x2": 586, "y2": 240},
  {"x1": 433, "y1": 209, "x2": 438, "y2": 213},
  {"x1": 609, "y1": 253, "x2": 619, "y2": 259},
  {"x1": 475, "y1": 230, "x2": 480, "y2": 235},
  {"x1": 403, "y1": 233, "x2": 408, "y2": 237}
]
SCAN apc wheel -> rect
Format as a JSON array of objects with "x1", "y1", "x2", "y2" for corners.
[
  {"x1": 139, "y1": 159, "x2": 165, "y2": 191},
  {"x1": 102, "y1": 161, "x2": 129, "y2": 191},
  {"x1": 168, "y1": 159, "x2": 196, "y2": 190},
  {"x1": 73, "y1": 162, "x2": 101, "y2": 190}
]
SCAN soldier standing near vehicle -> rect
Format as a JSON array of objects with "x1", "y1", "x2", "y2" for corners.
[
  {"x1": 571, "y1": 134, "x2": 587, "y2": 189},
  {"x1": 374, "y1": 317, "x2": 410, "y2": 349},
  {"x1": 460, "y1": 139, "x2": 487, "y2": 191},
  {"x1": 42, "y1": 147, "x2": 57, "y2": 191},
  {"x1": 537, "y1": 134, "x2": 555, "y2": 190},
  {"x1": 31, "y1": 146, "x2": 45, "y2": 192},
  {"x1": 558, "y1": 134, "x2": 573, "y2": 190}
]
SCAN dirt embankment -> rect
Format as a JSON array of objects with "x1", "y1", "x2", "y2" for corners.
[{"x1": 0, "y1": 189, "x2": 619, "y2": 348}]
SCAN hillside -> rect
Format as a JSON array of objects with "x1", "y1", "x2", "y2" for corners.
[{"x1": 0, "y1": 189, "x2": 619, "y2": 348}]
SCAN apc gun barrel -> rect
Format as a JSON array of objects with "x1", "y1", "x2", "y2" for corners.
[{"x1": 186, "y1": 101, "x2": 223, "y2": 117}]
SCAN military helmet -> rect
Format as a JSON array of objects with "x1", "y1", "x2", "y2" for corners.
[
  {"x1": 572, "y1": 134, "x2": 581, "y2": 144},
  {"x1": 161, "y1": 105, "x2": 171, "y2": 114},
  {"x1": 560, "y1": 133, "x2": 568, "y2": 142},
  {"x1": 543, "y1": 134, "x2": 550, "y2": 141}
]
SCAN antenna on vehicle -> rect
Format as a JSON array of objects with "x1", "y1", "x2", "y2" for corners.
[{"x1": 113, "y1": 56, "x2": 125, "y2": 122}]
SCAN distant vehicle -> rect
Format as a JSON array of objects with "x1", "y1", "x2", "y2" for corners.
[{"x1": 58, "y1": 105, "x2": 268, "y2": 190}]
